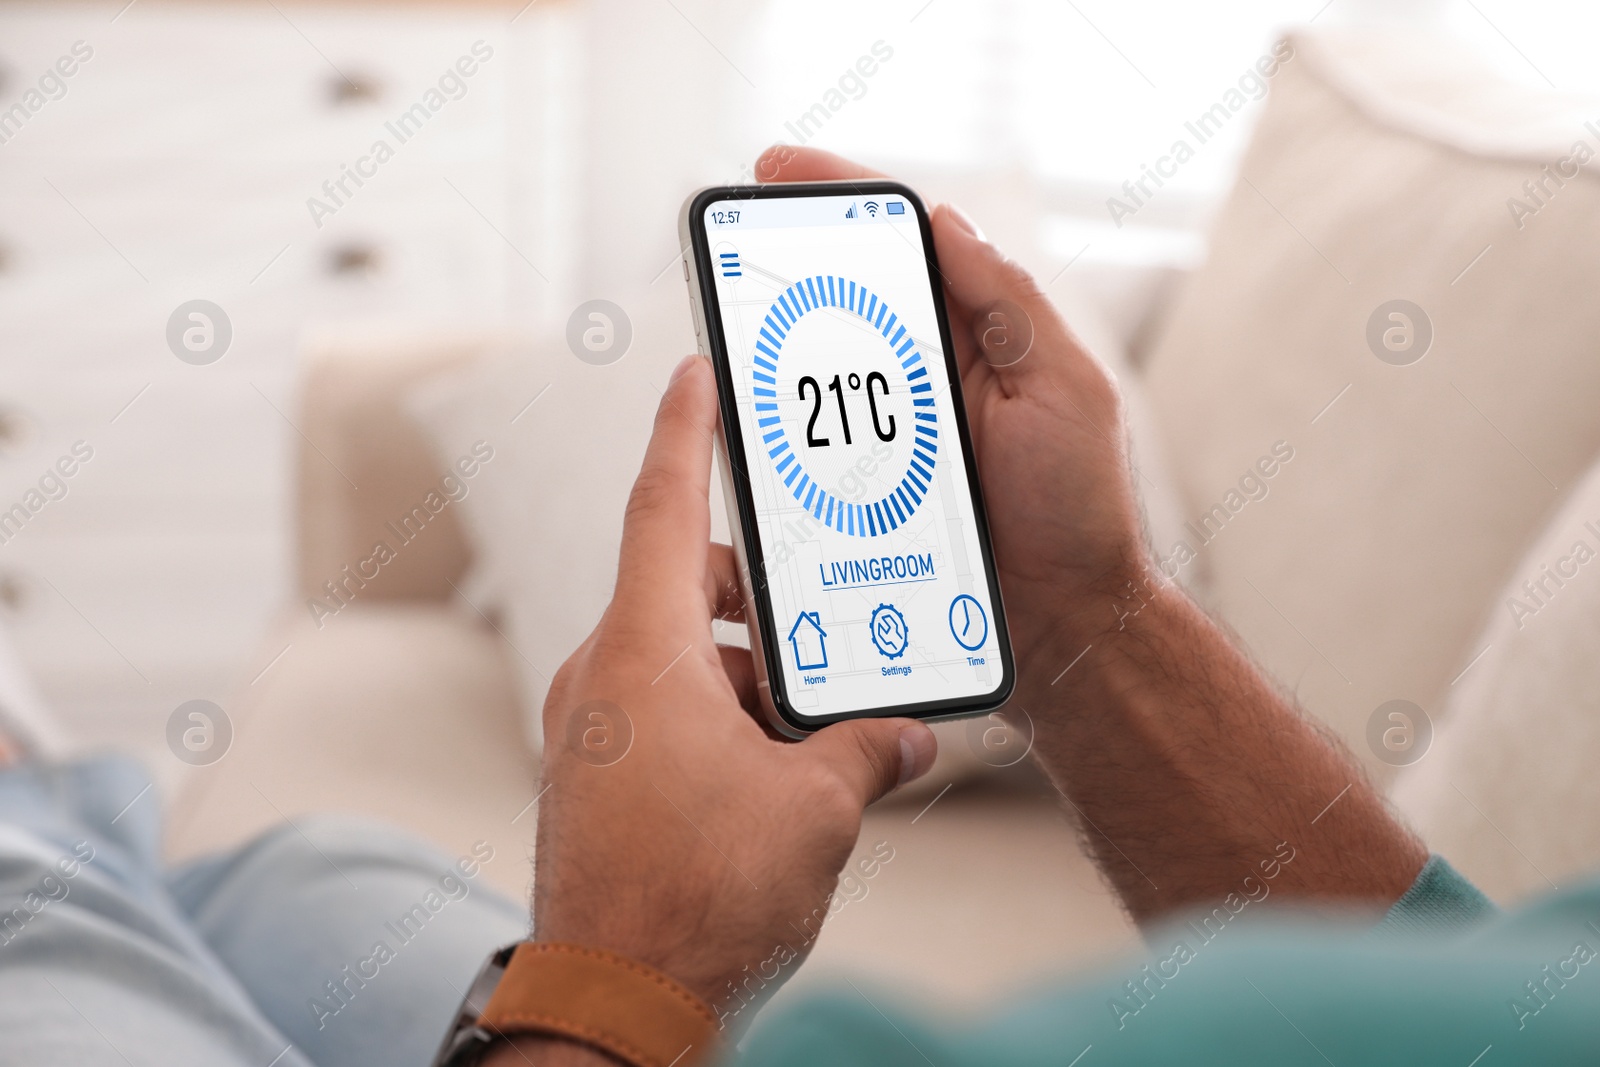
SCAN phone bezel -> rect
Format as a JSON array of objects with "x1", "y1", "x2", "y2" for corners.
[{"x1": 683, "y1": 179, "x2": 1015, "y2": 734}]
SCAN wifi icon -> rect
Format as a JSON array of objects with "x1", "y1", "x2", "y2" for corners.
[{"x1": 863, "y1": 201, "x2": 880, "y2": 217}]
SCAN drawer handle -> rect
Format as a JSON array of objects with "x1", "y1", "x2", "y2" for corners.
[
  {"x1": 327, "y1": 73, "x2": 382, "y2": 106},
  {"x1": 327, "y1": 243, "x2": 381, "y2": 277},
  {"x1": 0, "y1": 406, "x2": 37, "y2": 457},
  {"x1": 0, "y1": 571, "x2": 27, "y2": 614}
]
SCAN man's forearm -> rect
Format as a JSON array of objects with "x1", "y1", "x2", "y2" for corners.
[{"x1": 1021, "y1": 569, "x2": 1427, "y2": 923}]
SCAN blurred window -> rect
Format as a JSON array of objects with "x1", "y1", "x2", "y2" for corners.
[{"x1": 749, "y1": 0, "x2": 1596, "y2": 262}]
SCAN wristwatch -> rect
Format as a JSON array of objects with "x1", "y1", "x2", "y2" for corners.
[
  {"x1": 431, "y1": 943, "x2": 518, "y2": 1067},
  {"x1": 430, "y1": 941, "x2": 725, "y2": 1067}
]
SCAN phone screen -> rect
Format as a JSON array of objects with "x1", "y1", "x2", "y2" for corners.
[{"x1": 697, "y1": 187, "x2": 1009, "y2": 723}]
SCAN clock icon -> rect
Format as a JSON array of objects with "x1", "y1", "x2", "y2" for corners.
[
  {"x1": 948, "y1": 594, "x2": 988, "y2": 651},
  {"x1": 869, "y1": 604, "x2": 909, "y2": 660}
]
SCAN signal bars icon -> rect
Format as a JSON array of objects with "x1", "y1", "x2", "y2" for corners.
[{"x1": 846, "y1": 201, "x2": 885, "y2": 219}]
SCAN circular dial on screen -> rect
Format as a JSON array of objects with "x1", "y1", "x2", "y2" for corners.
[{"x1": 752, "y1": 276, "x2": 937, "y2": 536}]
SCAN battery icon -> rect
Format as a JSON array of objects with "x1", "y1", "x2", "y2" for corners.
[{"x1": 886, "y1": 201, "x2": 905, "y2": 215}]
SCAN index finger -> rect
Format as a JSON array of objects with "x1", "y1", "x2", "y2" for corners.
[
  {"x1": 755, "y1": 144, "x2": 890, "y2": 184},
  {"x1": 613, "y1": 355, "x2": 718, "y2": 624},
  {"x1": 753, "y1": 147, "x2": 978, "y2": 369},
  {"x1": 754, "y1": 147, "x2": 1042, "y2": 382}
]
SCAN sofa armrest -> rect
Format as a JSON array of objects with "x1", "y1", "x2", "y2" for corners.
[{"x1": 295, "y1": 330, "x2": 498, "y2": 606}]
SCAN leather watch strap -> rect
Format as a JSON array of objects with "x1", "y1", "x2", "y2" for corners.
[{"x1": 476, "y1": 942, "x2": 723, "y2": 1067}]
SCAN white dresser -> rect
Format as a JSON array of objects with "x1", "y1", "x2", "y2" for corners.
[{"x1": 0, "y1": 1, "x2": 573, "y2": 768}]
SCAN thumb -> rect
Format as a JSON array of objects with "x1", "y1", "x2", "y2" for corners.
[
  {"x1": 612, "y1": 354, "x2": 717, "y2": 623},
  {"x1": 803, "y1": 718, "x2": 938, "y2": 807}
]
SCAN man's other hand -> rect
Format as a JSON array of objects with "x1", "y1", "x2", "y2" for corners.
[{"x1": 756, "y1": 144, "x2": 1149, "y2": 674}]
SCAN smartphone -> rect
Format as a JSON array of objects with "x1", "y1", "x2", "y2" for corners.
[{"x1": 679, "y1": 180, "x2": 1014, "y2": 737}]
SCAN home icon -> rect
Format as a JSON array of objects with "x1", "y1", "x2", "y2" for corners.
[{"x1": 787, "y1": 612, "x2": 829, "y2": 671}]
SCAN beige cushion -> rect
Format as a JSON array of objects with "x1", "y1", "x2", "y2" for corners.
[
  {"x1": 1143, "y1": 29, "x2": 1600, "y2": 766},
  {"x1": 1393, "y1": 452, "x2": 1600, "y2": 902},
  {"x1": 164, "y1": 605, "x2": 538, "y2": 901},
  {"x1": 404, "y1": 279, "x2": 695, "y2": 748},
  {"x1": 295, "y1": 330, "x2": 498, "y2": 608}
]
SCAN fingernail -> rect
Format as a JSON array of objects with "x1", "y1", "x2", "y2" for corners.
[
  {"x1": 669, "y1": 354, "x2": 699, "y2": 385},
  {"x1": 896, "y1": 724, "x2": 937, "y2": 787},
  {"x1": 945, "y1": 203, "x2": 986, "y2": 242}
]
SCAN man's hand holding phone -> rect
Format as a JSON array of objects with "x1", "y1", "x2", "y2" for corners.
[
  {"x1": 525, "y1": 149, "x2": 1150, "y2": 1031},
  {"x1": 529, "y1": 355, "x2": 936, "y2": 1025},
  {"x1": 755, "y1": 147, "x2": 1425, "y2": 923},
  {"x1": 506, "y1": 152, "x2": 1151, "y2": 1066},
  {"x1": 505, "y1": 147, "x2": 1426, "y2": 1067}
]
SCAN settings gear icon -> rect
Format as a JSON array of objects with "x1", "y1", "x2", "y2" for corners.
[{"x1": 869, "y1": 604, "x2": 909, "y2": 660}]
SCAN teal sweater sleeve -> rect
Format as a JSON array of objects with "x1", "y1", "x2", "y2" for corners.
[
  {"x1": 736, "y1": 858, "x2": 1600, "y2": 1066},
  {"x1": 1374, "y1": 854, "x2": 1497, "y2": 936}
]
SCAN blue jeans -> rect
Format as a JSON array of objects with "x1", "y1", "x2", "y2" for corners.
[{"x1": 0, "y1": 757, "x2": 527, "y2": 1067}]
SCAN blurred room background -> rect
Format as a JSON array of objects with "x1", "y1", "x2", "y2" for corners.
[
  {"x1": 6, "y1": 0, "x2": 1600, "y2": 1022},
  {"x1": 3, "y1": 0, "x2": 1585, "y2": 769}
]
